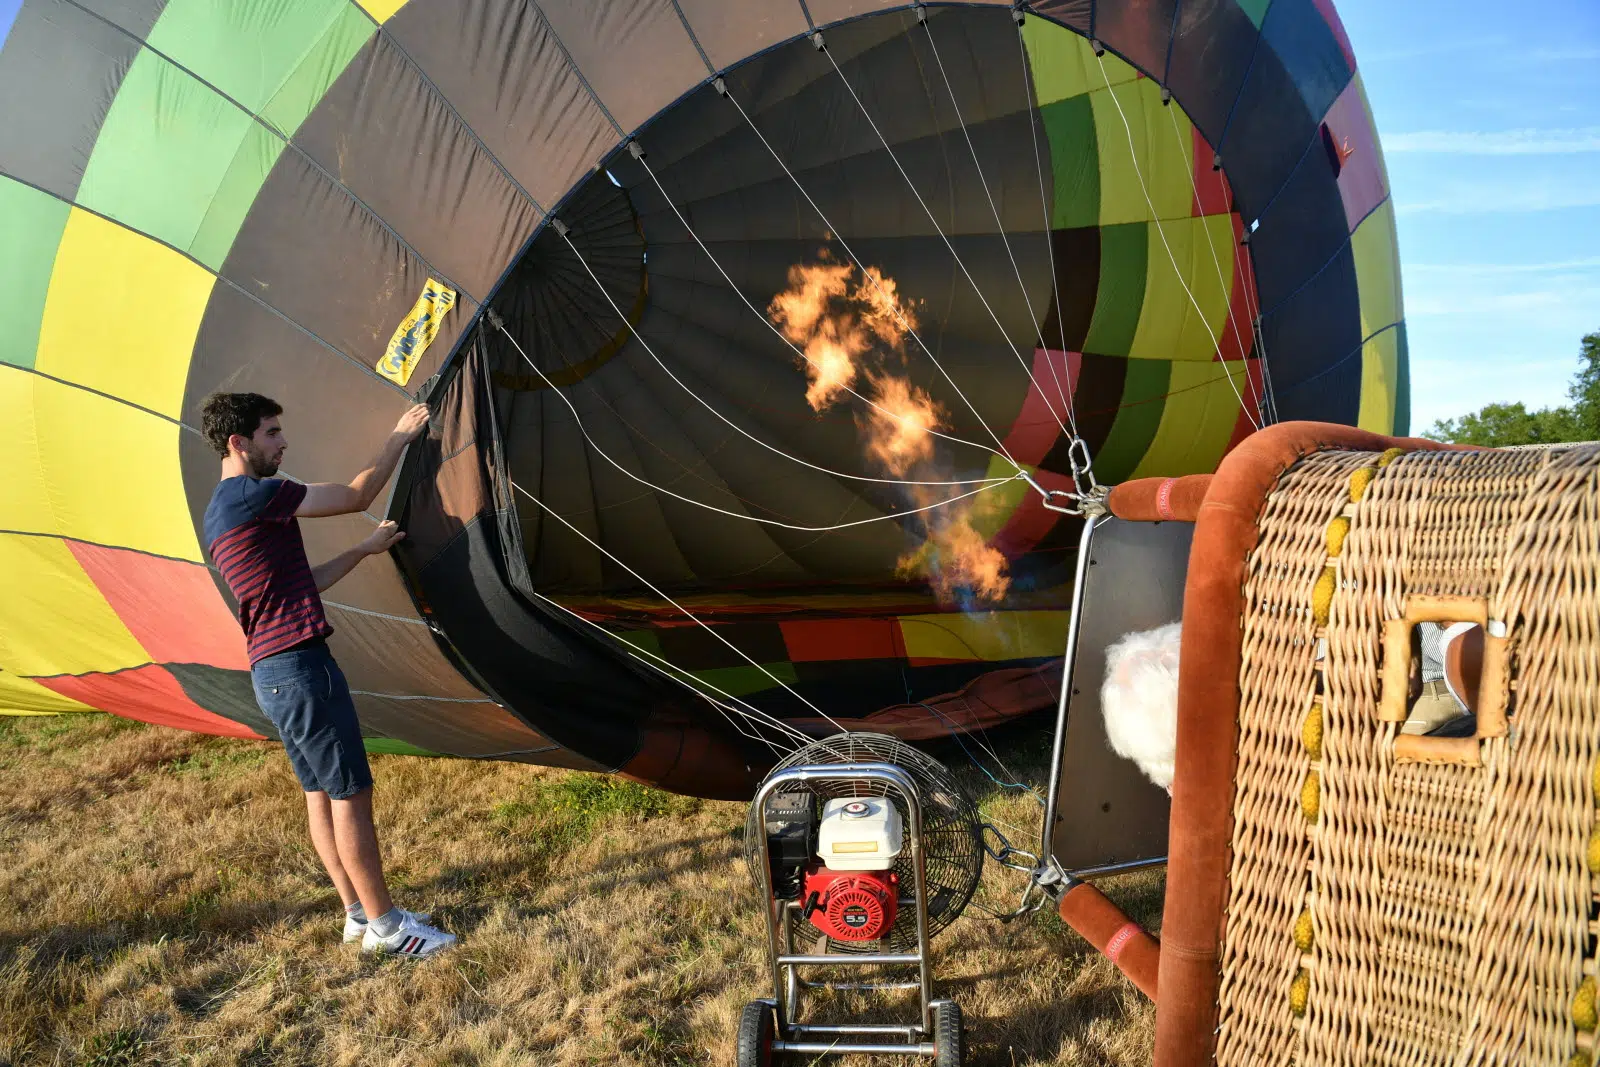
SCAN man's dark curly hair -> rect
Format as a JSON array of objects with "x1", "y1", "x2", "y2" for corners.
[{"x1": 200, "y1": 393, "x2": 283, "y2": 459}]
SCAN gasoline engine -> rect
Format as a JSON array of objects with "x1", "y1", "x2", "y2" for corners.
[{"x1": 738, "y1": 733, "x2": 984, "y2": 1064}]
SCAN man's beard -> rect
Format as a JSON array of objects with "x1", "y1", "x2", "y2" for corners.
[{"x1": 246, "y1": 445, "x2": 281, "y2": 478}]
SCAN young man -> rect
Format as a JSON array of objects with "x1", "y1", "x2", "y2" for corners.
[{"x1": 200, "y1": 392, "x2": 456, "y2": 958}]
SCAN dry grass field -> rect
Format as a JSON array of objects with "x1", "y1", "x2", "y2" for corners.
[{"x1": 0, "y1": 712, "x2": 1160, "y2": 1066}]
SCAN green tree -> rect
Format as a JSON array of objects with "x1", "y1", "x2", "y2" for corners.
[
  {"x1": 1427, "y1": 402, "x2": 1582, "y2": 447},
  {"x1": 1426, "y1": 329, "x2": 1600, "y2": 446},
  {"x1": 1566, "y1": 330, "x2": 1600, "y2": 440}
]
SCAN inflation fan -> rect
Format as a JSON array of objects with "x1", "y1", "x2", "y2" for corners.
[{"x1": 738, "y1": 732, "x2": 984, "y2": 1064}]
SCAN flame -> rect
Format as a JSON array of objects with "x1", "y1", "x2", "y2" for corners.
[
  {"x1": 896, "y1": 494, "x2": 1012, "y2": 604},
  {"x1": 769, "y1": 251, "x2": 1008, "y2": 605},
  {"x1": 860, "y1": 373, "x2": 943, "y2": 476},
  {"x1": 767, "y1": 254, "x2": 919, "y2": 411}
]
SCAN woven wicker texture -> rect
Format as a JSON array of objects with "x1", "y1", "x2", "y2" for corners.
[{"x1": 1213, "y1": 444, "x2": 1600, "y2": 1067}]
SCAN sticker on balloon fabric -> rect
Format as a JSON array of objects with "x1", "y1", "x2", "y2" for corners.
[{"x1": 376, "y1": 278, "x2": 457, "y2": 387}]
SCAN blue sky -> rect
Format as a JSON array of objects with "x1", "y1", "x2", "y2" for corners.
[{"x1": 1337, "y1": 0, "x2": 1600, "y2": 432}]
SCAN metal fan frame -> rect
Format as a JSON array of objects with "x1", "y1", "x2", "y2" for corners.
[{"x1": 744, "y1": 732, "x2": 984, "y2": 954}]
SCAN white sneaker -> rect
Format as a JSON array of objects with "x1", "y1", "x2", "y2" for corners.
[
  {"x1": 343, "y1": 908, "x2": 431, "y2": 944},
  {"x1": 360, "y1": 911, "x2": 457, "y2": 958}
]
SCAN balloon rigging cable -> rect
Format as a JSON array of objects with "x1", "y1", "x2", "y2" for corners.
[
  {"x1": 815, "y1": 35, "x2": 1069, "y2": 460},
  {"x1": 491, "y1": 311, "x2": 1020, "y2": 533}
]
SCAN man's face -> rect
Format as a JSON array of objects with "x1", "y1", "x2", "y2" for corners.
[{"x1": 233, "y1": 415, "x2": 286, "y2": 477}]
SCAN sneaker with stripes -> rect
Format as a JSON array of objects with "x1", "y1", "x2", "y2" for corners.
[
  {"x1": 343, "y1": 907, "x2": 431, "y2": 944},
  {"x1": 361, "y1": 911, "x2": 457, "y2": 958}
]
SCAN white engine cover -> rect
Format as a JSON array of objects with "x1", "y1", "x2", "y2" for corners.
[{"x1": 817, "y1": 797, "x2": 904, "y2": 871}]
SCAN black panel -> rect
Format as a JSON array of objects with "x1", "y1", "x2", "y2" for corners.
[
  {"x1": 1214, "y1": 34, "x2": 1315, "y2": 222},
  {"x1": 1051, "y1": 516, "x2": 1189, "y2": 872},
  {"x1": 1259, "y1": 242, "x2": 1361, "y2": 424},
  {"x1": 1260, "y1": 0, "x2": 1352, "y2": 126},
  {"x1": 1038, "y1": 225, "x2": 1101, "y2": 354},
  {"x1": 1250, "y1": 149, "x2": 1351, "y2": 310},
  {"x1": 166, "y1": 662, "x2": 278, "y2": 740},
  {"x1": 290, "y1": 34, "x2": 544, "y2": 303},
  {"x1": 1163, "y1": 0, "x2": 1263, "y2": 151}
]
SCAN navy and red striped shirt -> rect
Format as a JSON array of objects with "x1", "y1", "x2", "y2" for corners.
[{"x1": 204, "y1": 477, "x2": 334, "y2": 664}]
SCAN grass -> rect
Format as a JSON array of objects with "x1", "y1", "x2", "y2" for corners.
[{"x1": 0, "y1": 713, "x2": 1160, "y2": 1066}]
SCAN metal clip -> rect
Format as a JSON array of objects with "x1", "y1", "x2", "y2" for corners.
[
  {"x1": 550, "y1": 217, "x2": 570, "y2": 238},
  {"x1": 914, "y1": 3, "x2": 927, "y2": 24},
  {"x1": 810, "y1": 31, "x2": 825, "y2": 51},
  {"x1": 712, "y1": 76, "x2": 728, "y2": 97},
  {"x1": 626, "y1": 140, "x2": 645, "y2": 161},
  {"x1": 1011, "y1": 1, "x2": 1027, "y2": 26}
]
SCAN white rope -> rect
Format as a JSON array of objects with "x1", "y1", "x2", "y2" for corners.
[
  {"x1": 818, "y1": 40, "x2": 1079, "y2": 450},
  {"x1": 510, "y1": 477, "x2": 853, "y2": 734},
  {"x1": 1160, "y1": 99, "x2": 1267, "y2": 426},
  {"x1": 1014, "y1": 19, "x2": 1080, "y2": 434},
  {"x1": 530, "y1": 589, "x2": 808, "y2": 756},
  {"x1": 495, "y1": 321, "x2": 1022, "y2": 533},
  {"x1": 919, "y1": 14, "x2": 1077, "y2": 441},
  {"x1": 719, "y1": 88, "x2": 1023, "y2": 469},
  {"x1": 1093, "y1": 51, "x2": 1261, "y2": 432},
  {"x1": 628, "y1": 154, "x2": 1010, "y2": 467}
]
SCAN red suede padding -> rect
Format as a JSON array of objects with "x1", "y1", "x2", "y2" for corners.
[
  {"x1": 1058, "y1": 881, "x2": 1161, "y2": 1000},
  {"x1": 1154, "y1": 422, "x2": 1466, "y2": 1067},
  {"x1": 1108, "y1": 475, "x2": 1213, "y2": 523}
]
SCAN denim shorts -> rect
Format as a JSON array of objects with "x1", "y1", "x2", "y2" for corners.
[{"x1": 250, "y1": 641, "x2": 373, "y2": 800}]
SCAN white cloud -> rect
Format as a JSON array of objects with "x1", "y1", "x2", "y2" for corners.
[
  {"x1": 1396, "y1": 183, "x2": 1600, "y2": 215},
  {"x1": 1386, "y1": 127, "x2": 1600, "y2": 154},
  {"x1": 1406, "y1": 257, "x2": 1600, "y2": 275}
]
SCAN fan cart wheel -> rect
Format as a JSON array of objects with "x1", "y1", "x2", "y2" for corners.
[
  {"x1": 737, "y1": 1000, "x2": 776, "y2": 1067},
  {"x1": 933, "y1": 1000, "x2": 963, "y2": 1067}
]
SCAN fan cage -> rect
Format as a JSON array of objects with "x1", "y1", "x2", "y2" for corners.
[{"x1": 744, "y1": 732, "x2": 984, "y2": 954}]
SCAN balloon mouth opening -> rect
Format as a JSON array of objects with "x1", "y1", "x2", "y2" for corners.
[{"x1": 387, "y1": 3, "x2": 1258, "y2": 775}]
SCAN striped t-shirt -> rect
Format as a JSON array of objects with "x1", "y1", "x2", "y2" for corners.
[{"x1": 204, "y1": 477, "x2": 333, "y2": 664}]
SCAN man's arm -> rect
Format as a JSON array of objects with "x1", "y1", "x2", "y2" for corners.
[
  {"x1": 297, "y1": 404, "x2": 430, "y2": 518},
  {"x1": 312, "y1": 520, "x2": 406, "y2": 593}
]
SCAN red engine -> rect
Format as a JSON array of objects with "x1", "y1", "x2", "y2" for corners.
[{"x1": 801, "y1": 865, "x2": 899, "y2": 941}]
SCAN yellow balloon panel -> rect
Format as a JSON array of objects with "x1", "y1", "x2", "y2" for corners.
[
  {"x1": 0, "y1": 370, "x2": 201, "y2": 561},
  {"x1": 352, "y1": 0, "x2": 407, "y2": 24},
  {"x1": 0, "y1": 535, "x2": 149, "y2": 678},
  {"x1": 34, "y1": 209, "x2": 213, "y2": 420},
  {"x1": 898, "y1": 611, "x2": 1070, "y2": 662},
  {"x1": 1023, "y1": 21, "x2": 1138, "y2": 107},
  {"x1": 1358, "y1": 328, "x2": 1401, "y2": 434},
  {"x1": 0, "y1": 668, "x2": 97, "y2": 715},
  {"x1": 1128, "y1": 213, "x2": 1236, "y2": 362},
  {"x1": 1351, "y1": 199, "x2": 1402, "y2": 341},
  {"x1": 1092, "y1": 76, "x2": 1192, "y2": 226},
  {"x1": 1129, "y1": 358, "x2": 1250, "y2": 480}
]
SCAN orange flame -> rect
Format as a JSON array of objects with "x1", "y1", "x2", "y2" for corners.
[
  {"x1": 770, "y1": 252, "x2": 1008, "y2": 605},
  {"x1": 896, "y1": 493, "x2": 1012, "y2": 604},
  {"x1": 860, "y1": 373, "x2": 943, "y2": 476},
  {"x1": 767, "y1": 254, "x2": 918, "y2": 411}
]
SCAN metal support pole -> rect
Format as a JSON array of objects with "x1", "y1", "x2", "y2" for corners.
[{"x1": 1040, "y1": 512, "x2": 1101, "y2": 869}]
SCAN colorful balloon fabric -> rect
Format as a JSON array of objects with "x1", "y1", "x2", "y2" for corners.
[{"x1": 0, "y1": 0, "x2": 1404, "y2": 796}]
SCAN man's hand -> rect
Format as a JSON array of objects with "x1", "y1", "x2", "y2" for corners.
[
  {"x1": 393, "y1": 404, "x2": 430, "y2": 443},
  {"x1": 297, "y1": 405, "x2": 430, "y2": 518},
  {"x1": 360, "y1": 520, "x2": 406, "y2": 555}
]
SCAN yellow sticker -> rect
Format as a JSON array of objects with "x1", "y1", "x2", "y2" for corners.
[{"x1": 376, "y1": 278, "x2": 457, "y2": 387}]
